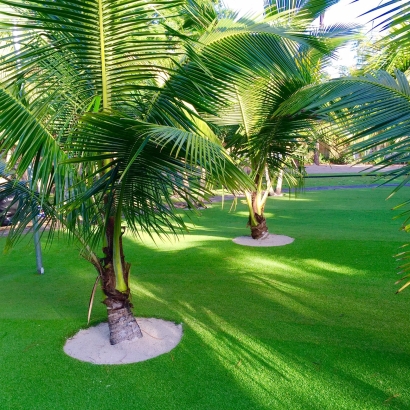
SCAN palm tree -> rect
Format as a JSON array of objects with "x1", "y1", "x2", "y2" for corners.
[
  {"x1": 0, "y1": 0, "x2": 253, "y2": 344},
  {"x1": 210, "y1": 59, "x2": 317, "y2": 239},
  {"x1": 206, "y1": 0, "x2": 357, "y2": 239},
  {"x1": 0, "y1": 0, "x2": 343, "y2": 343}
]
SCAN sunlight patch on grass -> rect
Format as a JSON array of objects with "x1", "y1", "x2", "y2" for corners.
[
  {"x1": 126, "y1": 234, "x2": 230, "y2": 252},
  {"x1": 305, "y1": 259, "x2": 366, "y2": 276},
  {"x1": 130, "y1": 282, "x2": 167, "y2": 305},
  {"x1": 241, "y1": 275, "x2": 330, "y2": 323},
  {"x1": 243, "y1": 272, "x2": 306, "y2": 293},
  {"x1": 273, "y1": 195, "x2": 315, "y2": 202},
  {"x1": 181, "y1": 309, "x2": 297, "y2": 408},
  {"x1": 237, "y1": 255, "x2": 320, "y2": 278}
]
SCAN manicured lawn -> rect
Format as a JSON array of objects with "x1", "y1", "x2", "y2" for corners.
[{"x1": 1, "y1": 186, "x2": 410, "y2": 409}]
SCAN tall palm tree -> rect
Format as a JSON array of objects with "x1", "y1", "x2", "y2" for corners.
[
  {"x1": 209, "y1": 55, "x2": 319, "y2": 239},
  {"x1": 0, "y1": 0, "x2": 341, "y2": 343},
  {"x1": 0, "y1": 0, "x2": 252, "y2": 344},
  {"x1": 206, "y1": 0, "x2": 358, "y2": 239}
]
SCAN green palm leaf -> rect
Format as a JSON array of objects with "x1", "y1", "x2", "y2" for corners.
[{"x1": 276, "y1": 69, "x2": 410, "y2": 290}]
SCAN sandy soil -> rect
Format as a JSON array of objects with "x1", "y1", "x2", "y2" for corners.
[{"x1": 64, "y1": 318, "x2": 183, "y2": 365}]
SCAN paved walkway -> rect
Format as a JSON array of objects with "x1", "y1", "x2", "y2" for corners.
[
  {"x1": 209, "y1": 165, "x2": 407, "y2": 202},
  {"x1": 298, "y1": 183, "x2": 407, "y2": 192},
  {"x1": 302, "y1": 164, "x2": 407, "y2": 191},
  {"x1": 305, "y1": 164, "x2": 403, "y2": 174}
]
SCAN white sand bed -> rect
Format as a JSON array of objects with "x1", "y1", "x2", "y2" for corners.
[
  {"x1": 233, "y1": 234, "x2": 294, "y2": 247},
  {"x1": 64, "y1": 318, "x2": 182, "y2": 365}
]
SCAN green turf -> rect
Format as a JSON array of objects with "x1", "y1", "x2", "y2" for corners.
[{"x1": 1, "y1": 187, "x2": 410, "y2": 409}]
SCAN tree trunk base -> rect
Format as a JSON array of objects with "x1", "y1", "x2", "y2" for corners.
[
  {"x1": 250, "y1": 217, "x2": 269, "y2": 239},
  {"x1": 107, "y1": 305, "x2": 143, "y2": 345}
]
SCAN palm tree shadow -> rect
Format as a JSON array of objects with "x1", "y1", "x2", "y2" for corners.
[{"x1": 125, "y1": 234, "x2": 410, "y2": 408}]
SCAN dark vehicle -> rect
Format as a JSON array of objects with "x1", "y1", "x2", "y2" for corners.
[{"x1": 0, "y1": 196, "x2": 17, "y2": 226}]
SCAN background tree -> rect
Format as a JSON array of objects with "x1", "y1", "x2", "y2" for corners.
[{"x1": 205, "y1": 0, "x2": 358, "y2": 239}]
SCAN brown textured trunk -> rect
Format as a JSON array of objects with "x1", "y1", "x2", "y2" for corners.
[
  {"x1": 249, "y1": 212, "x2": 269, "y2": 239},
  {"x1": 247, "y1": 181, "x2": 269, "y2": 239},
  {"x1": 99, "y1": 216, "x2": 142, "y2": 345},
  {"x1": 245, "y1": 169, "x2": 270, "y2": 239},
  {"x1": 106, "y1": 301, "x2": 142, "y2": 345}
]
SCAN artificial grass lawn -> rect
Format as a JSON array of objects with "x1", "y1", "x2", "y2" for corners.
[{"x1": 1, "y1": 186, "x2": 410, "y2": 409}]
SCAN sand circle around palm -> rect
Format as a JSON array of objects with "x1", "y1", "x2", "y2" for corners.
[
  {"x1": 64, "y1": 318, "x2": 183, "y2": 365},
  {"x1": 233, "y1": 234, "x2": 294, "y2": 247}
]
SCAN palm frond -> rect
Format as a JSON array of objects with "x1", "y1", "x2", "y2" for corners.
[
  {"x1": 57, "y1": 111, "x2": 251, "y2": 244},
  {"x1": 274, "y1": 68, "x2": 410, "y2": 289}
]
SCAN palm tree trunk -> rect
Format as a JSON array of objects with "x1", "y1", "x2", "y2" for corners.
[
  {"x1": 265, "y1": 166, "x2": 275, "y2": 196},
  {"x1": 313, "y1": 142, "x2": 320, "y2": 165},
  {"x1": 100, "y1": 216, "x2": 142, "y2": 345},
  {"x1": 275, "y1": 169, "x2": 283, "y2": 195},
  {"x1": 245, "y1": 173, "x2": 269, "y2": 239},
  {"x1": 249, "y1": 206, "x2": 269, "y2": 239}
]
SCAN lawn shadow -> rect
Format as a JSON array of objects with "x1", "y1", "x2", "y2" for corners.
[{"x1": 126, "y1": 232, "x2": 410, "y2": 409}]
